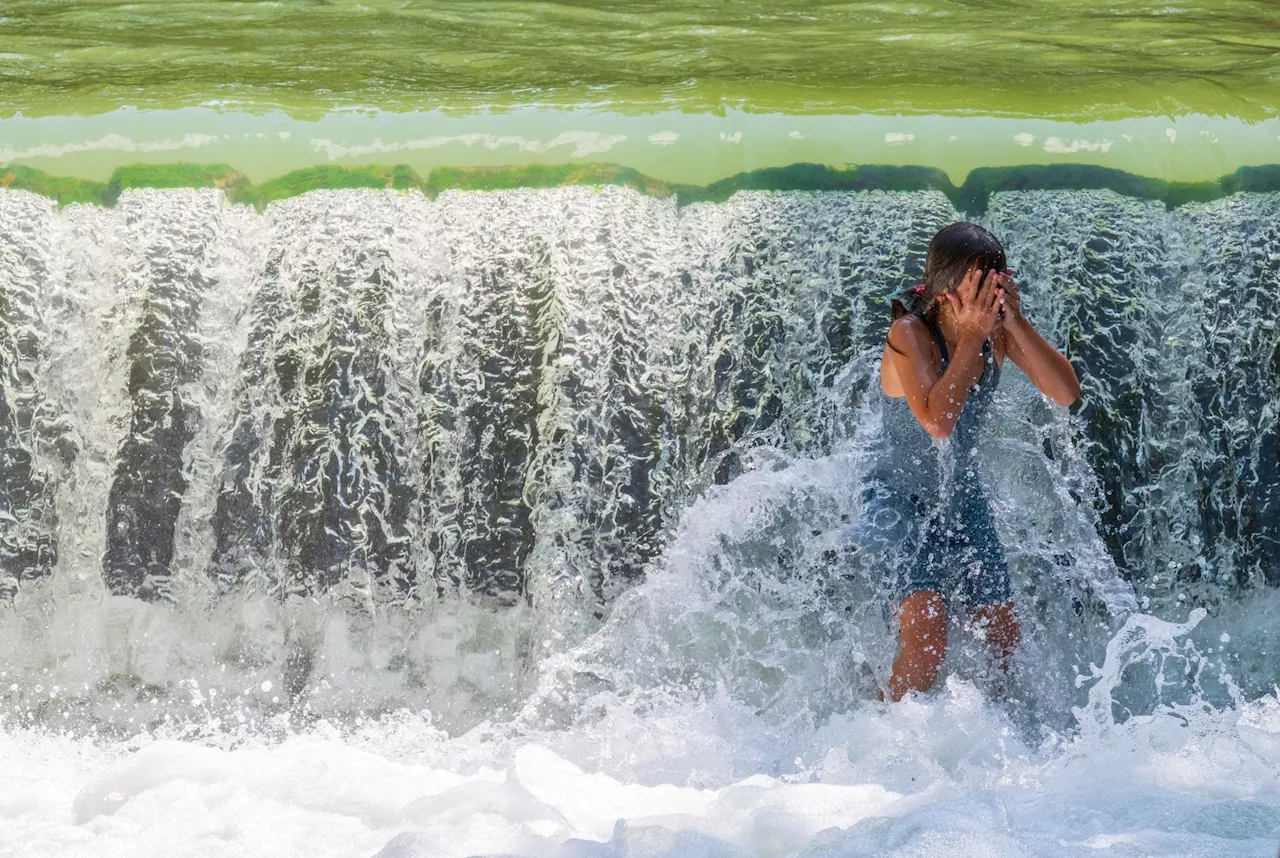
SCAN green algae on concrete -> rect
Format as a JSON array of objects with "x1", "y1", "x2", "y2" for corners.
[
  {"x1": 677, "y1": 164, "x2": 955, "y2": 206},
  {"x1": 0, "y1": 162, "x2": 251, "y2": 207},
  {"x1": 951, "y1": 164, "x2": 1280, "y2": 213},
  {"x1": 238, "y1": 165, "x2": 426, "y2": 208},
  {"x1": 105, "y1": 164, "x2": 250, "y2": 205},
  {"x1": 955, "y1": 165, "x2": 1173, "y2": 214},
  {"x1": 3, "y1": 161, "x2": 1280, "y2": 214},
  {"x1": 427, "y1": 164, "x2": 674, "y2": 198},
  {"x1": 0, "y1": 165, "x2": 108, "y2": 206},
  {"x1": 1223, "y1": 165, "x2": 1280, "y2": 195}
]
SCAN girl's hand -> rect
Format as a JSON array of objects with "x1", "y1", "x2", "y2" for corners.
[
  {"x1": 945, "y1": 267, "x2": 1004, "y2": 343},
  {"x1": 998, "y1": 270, "x2": 1024, "y2": 328}
]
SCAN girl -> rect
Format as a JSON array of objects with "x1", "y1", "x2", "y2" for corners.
[{"x1": 877, "y1": 222, "x2": 1080, "y2": 701}]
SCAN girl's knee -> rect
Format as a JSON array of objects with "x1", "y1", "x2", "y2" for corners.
[
  {"x1": 899, "y1": 590, "x2": 948, "y2": 654},
  {"x1": 891, "y1": 591, "x2": 949, "y2": 699},
  {"x1": 900, "y1": 590, "x2": 946, "y2": 622},
  {"x1": 973, "y1": 601, "x2": 1020, "y2": 655}
]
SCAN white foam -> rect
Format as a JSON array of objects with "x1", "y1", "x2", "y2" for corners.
[{"x1": 5, "y1": 678, "x2": 1279, "y2": 857}]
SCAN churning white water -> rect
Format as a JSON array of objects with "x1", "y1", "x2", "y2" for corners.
[{"x1": 0, "y1": 186, "x2": 1278, "y2": 855}]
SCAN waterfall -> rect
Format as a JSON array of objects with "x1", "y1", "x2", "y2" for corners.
[
  {"x1": 988, "y1": 191, "x2": 1280, "y2": 601},
  {"x1": 0, "y1": 185, "x2": 1277, "y2": 732}
]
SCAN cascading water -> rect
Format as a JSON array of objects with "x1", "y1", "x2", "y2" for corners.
[
  {"x1": 988, "y1": 191, "x2": 1280, "y2": 602},
  {"x1": 1, "y1": 185, "x2": 1278, "y2": 856}
]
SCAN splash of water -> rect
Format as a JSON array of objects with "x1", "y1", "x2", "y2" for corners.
[
  {"x1": 1, "y1": 185, "x2": 1278, "y2": 722},
  {"x1": 0, "y1": 185, "x2": 1278, "y2": 855}
]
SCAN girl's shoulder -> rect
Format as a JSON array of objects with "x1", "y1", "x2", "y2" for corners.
[
  {"x1": 887, "y1": 313, "x2": 934, "y2": 354},
  {"x1": 887, "y1": 311, "x2": 921, "y2": 337}
]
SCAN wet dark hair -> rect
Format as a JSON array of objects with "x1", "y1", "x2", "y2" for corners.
[
  {"x1": 921, "y1": 222, "x2": 1007, "y2": 313},
  {"x1": 892, "y1": 222, "x2": 1007, "y2": 321}
]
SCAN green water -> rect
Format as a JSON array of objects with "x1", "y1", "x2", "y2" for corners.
[
  {"x1": 1, "y1": 2, "x2": 1277, "y2": 196},
  {"x1": 4, "y1": 108, "x2": 1278, "y2": 187},
  {"x1": 3, "y1": 0, "x2": 1277, "y2": 119}
]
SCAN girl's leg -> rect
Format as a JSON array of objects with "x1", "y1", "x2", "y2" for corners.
[
  {"x1": 970, "y1": 600, "x2": 1020, "y2": 672},
  {"x1": 952, "y1": 480, "x2": 1018, "y2": 681},
  {"x1": 889, "y1": 589, "x2": 947, "y2": 701}
]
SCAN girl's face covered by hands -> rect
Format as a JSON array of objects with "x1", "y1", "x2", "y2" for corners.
[{"x1": 940, "y1": 265, "x2": 1006, "y2": 342}]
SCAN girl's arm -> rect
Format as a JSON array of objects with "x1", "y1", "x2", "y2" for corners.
[
  {"x1": 886, "y1": 269, "x2": 1004, "y2": 439},
  {"x1": 998, "y1": 275, "x2": 1081, "y2": 406},
  {"x1": 879, "y1": 340, "x2": 905, "y2": 397}
]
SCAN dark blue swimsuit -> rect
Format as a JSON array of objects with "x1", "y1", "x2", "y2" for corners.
[{"x1": 864, "y1": 310, "x2": 1012, "y2": 606}]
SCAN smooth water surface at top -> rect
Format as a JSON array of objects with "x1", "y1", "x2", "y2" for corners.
[{"x1": 2, "y1": 0, "x2": 1277, "y2": 118}]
